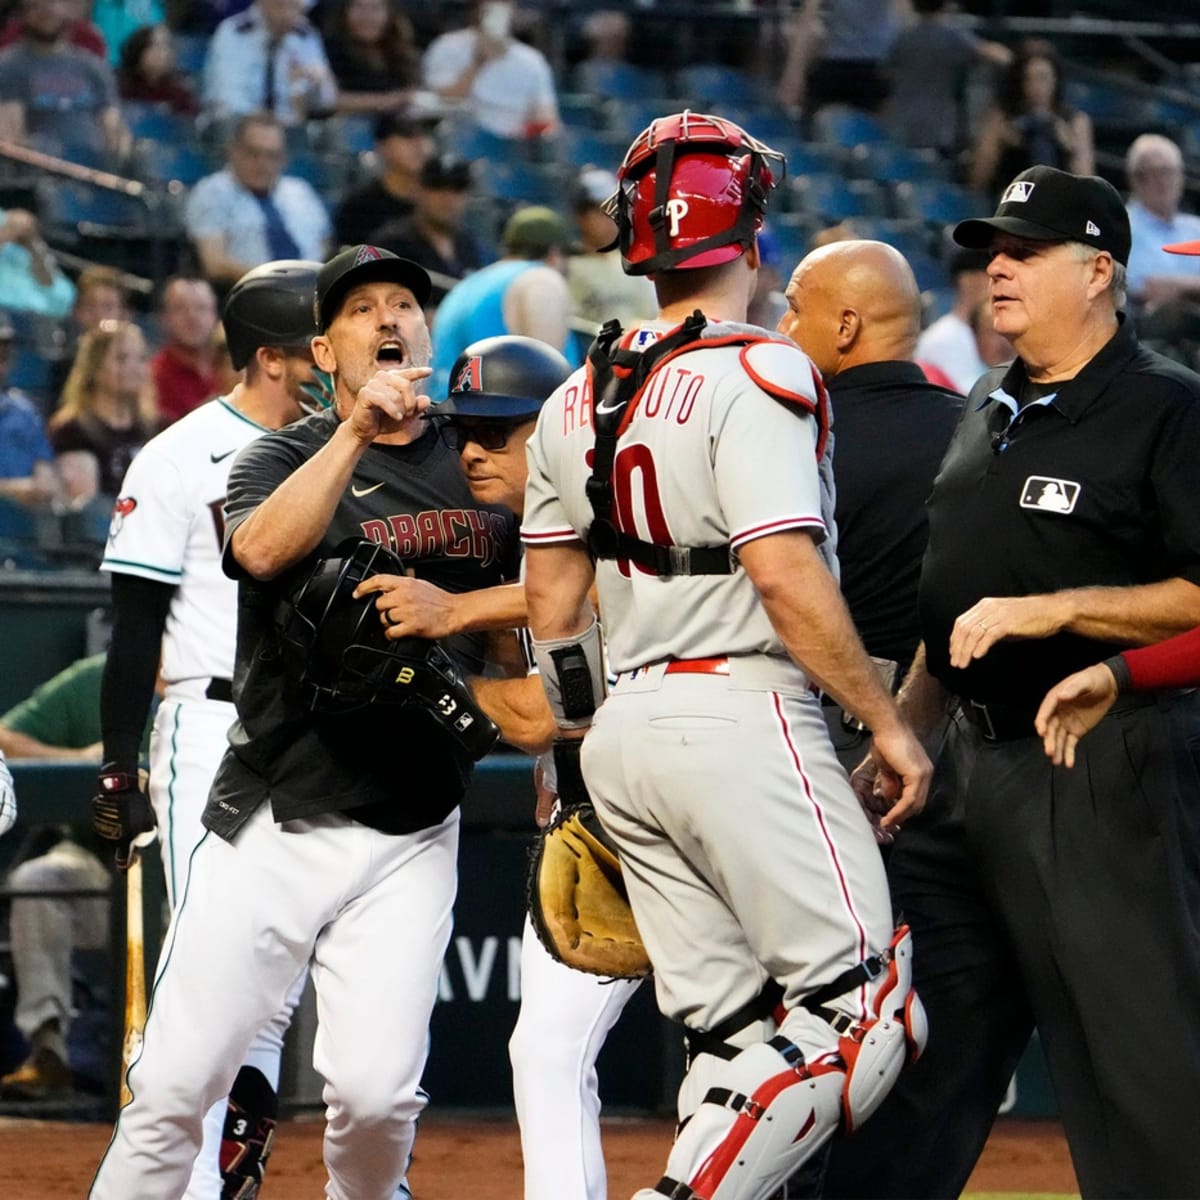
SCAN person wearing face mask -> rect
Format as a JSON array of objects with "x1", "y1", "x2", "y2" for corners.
[{"x1": 422, "y1": 0, "x2": 559, "y2": 141}]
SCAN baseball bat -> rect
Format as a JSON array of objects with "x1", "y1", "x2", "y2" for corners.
[{"x1": 119, "y1": 853, "x2": 147, "y2": 1107}]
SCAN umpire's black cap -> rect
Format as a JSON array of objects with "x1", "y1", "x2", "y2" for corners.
[
  {"x1": 315, "y1": 245, "x2": 432, "y2": 333},
  {"x1": 953, "y1": 165, "x2": 1131, "y2": 265}
]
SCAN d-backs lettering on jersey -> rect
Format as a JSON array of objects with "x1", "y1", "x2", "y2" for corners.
[{"x1": 360, "y1": 507, "x2": 510, "y2": 570}]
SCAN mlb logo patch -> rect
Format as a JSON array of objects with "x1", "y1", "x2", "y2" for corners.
[
  {"x1": 1002, "y1": 181, "x2": 1036, "y2": 204},
  {"x1": 630, "y1": 328, "x2": 662, "y2": 351},
  {"x1": 1019, "y1": 476, "x2": 1080, "y2": 515}
]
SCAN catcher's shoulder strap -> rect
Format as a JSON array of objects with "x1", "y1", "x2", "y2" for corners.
[{"x1": 584, "y1": 313, "x2": 830, "y2": 577}]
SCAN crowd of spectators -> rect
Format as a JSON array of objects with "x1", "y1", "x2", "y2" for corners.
[{"x1": 0, "y1": 1, "x2": 1198, "y2": 576}]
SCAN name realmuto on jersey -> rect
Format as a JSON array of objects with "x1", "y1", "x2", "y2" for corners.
[
  {"x1": 360, "y1": 508, "x2": 510, "y2": 567},
  {"x1": 559, "y1": 365, "x2": 707, "y2": 436}
]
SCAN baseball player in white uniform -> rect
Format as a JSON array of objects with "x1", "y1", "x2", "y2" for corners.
[
  {"x1": 359, "y1": 334, "x2": 643, "y2": 1200},
  {"x1": 94, "y1": 260, "x2": 376, "y2": 1199},
  {"x1": 521, "y1": 112, "x2": 934, "y2": 1200}
]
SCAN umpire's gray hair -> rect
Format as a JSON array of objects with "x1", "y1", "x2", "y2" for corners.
[{"x1": 1068, "y1": 242, "x2": 1127, "y2": 311}]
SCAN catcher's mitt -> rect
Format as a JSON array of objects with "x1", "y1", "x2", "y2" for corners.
[{"x1": 527, "y1": 802, "x2": 651, "y2": 979}]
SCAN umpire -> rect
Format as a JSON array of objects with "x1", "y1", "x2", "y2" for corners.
[{"x1": 823, "y1": 164, "x2": 1200, "y2": 1199}]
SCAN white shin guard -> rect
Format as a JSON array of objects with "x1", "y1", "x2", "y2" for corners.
[
  {"x1": 645, "y1": 928, "x2": 927, "y2": 1200},
  {"x1": 651, "y1": 1033, "x2": 845, "y2": 1200}
]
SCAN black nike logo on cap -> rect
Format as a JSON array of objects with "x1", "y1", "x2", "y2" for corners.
[{"x1": 210, "y1": 449, "x2": 237, "y2": 463}]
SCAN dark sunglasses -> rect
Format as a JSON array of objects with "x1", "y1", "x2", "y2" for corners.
[{"x1": 433, "y1": 416, "x2": 526, "y2": 452}]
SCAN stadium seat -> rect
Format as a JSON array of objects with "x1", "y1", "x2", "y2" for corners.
[
  {"x1": 173, "y1": 33, "x2": 208, "y2": 81},
  {"x1": 122, "y1": 104, "x2": 194, "y2": 146},
  {"x1": 38, "y1": 182, "x2": 151, "y2": 238},
  {"x1": 482, "y1": 161, "x2": 567, "y2": 207},
  {"x1": 896, "y1": 179, "x2": 987, "y2": 226},
  {"x1": 573, "y1": 61, "x2": 670, "y2": 102},
  {"x1": 847, "y1": 217, "x2": 934, "y2": 260},
  {"x1": 556, "y1": 125, "x2": 628, "y2": 174},
  {"x1": 852, "y1": 142, "x2": 943, "y2": 184},
  {"x1": 789, "y1": 175, "x2": 889, "y2": 222},
  {"x1": 780, "y1": 142, "x2": 849, "y2": 186},
  {"x1": 449, "y1": 124, "x2": 516, "y2": 164},
  {"x1": 138, "y1": 142, "x2": 213, "y2": 188},
  {"x1": 811, "y1": 104, "x2": 890, "y2": 148},
  {"x1": 675, "y1": 64, "x2": 764, "y2": 108}
]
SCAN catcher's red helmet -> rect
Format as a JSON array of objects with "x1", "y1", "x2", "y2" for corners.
[{"x1": 606, "y1": 110, "x2": 785, "y2": 276}]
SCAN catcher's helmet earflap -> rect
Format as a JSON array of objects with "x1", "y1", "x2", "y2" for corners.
[
  {"x1": 442, "y1": 335, "x2": 573, "y2": 419},
  {"x1": 222, "y1": 259, "x2": 322, "y2": 371},
  {"x1": 605, "y1": 110, "x2": 786, "y2": 276},
  {"x1": 275, "y1": 539, "x2": 500, "y2": 758}
]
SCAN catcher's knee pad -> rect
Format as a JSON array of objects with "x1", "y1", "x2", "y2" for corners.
[
  {"x1": 650, "y1": 1033, "x2": 845, "y2": 1200},
  {"x1": 220, "y1": 1065, "x2": 278, "y2": 1200},
  {"x1": 821, "y1": 925, "x2": 927, "y2": 1133}
]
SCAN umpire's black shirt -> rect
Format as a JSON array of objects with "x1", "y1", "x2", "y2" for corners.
[
  {"x1": 919, "y1": 317, "x2": 1200, "y2": 710},
  {"x1": 829, "y1": 360, "x2": 962, "y2": 672}
]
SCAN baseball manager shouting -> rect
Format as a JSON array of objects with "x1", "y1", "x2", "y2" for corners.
[{"x1": 824, "y1": 165, "x2": 1200, "y2": 1199}]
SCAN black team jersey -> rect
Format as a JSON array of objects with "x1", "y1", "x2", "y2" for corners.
[{"x1": 206, "y1": 410, "x2": 519, "y2": 839}]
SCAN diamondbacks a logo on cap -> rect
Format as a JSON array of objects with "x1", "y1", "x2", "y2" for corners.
[
  {"x1": 1001, "y1": 181, "x2": 1036, "y2": 204},
  {"x1": 452, "y1": 356, "x2": 483, "y2": 393},
  {"x1": 353, "y1": 245, "x2": 385, "y2": 266},
  {"x1": 1086, "y1": 220, "x2": 1101, "y2": 236}
]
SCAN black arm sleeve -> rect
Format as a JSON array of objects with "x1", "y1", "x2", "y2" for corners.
[{"x1": 101, "y1": 572, "x2": 175, "y2": 773}]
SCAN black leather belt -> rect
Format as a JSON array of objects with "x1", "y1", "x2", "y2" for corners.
[
  {"x1": 205, "y1": 677, "x2": 234, "y2": 703},
  {"x1": 958, "y1": 698, "x2": 1038, "y2": 742}
]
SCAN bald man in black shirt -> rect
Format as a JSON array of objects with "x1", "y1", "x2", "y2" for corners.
[{"x1": 779, "y1": 239, "x2": 963, "y2": 774}]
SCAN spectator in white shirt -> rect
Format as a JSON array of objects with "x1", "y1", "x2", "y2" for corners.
[
  {"x1": 203, "y1": 0, "x2": 337, "y2": 128},
  {"x1": 185, "y1": 112, "x2": 330, "y2": 289},
  {"x1": 915, "y1": 246, "x2": 990, "y2": 394},
  {"x1": 422, "y1": 0, "x2": 558, "y2": 141},
  {"x1": 1125, "y1": 134, "x2": 1200, "y2": 330}
]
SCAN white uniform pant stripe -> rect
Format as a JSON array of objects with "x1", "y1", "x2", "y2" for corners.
[
  {"x1": 89, "y1": 805, "x2": 458, "y2": 1200},
  {"x1": 769, "y1": 690, "x2": 870, "y2": 1020}
]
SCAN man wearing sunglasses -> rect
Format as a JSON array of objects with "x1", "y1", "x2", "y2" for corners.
[{"x1": 357, "y1": 335, "x2": 641, "y2": 1200}]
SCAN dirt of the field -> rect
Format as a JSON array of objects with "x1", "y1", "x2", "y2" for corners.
[{"x1": 0, "y1": 1113, "x2": 1076, "y2": 1199}]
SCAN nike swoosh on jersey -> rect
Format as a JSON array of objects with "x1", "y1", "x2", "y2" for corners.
[
  {"x1": 351, "y1": 481, "x2": 386, "y2": 497},
  {"x1": 210, "y1": 448, "x2": 237, "y2": 463}
]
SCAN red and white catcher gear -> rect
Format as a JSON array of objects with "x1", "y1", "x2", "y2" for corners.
[{"x1": 636, "y1": 928, "x2": 926, "y2": 1200}]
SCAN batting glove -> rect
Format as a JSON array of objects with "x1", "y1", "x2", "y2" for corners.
[{"x1": 93, "y1": 764, "x2": 155, "y2": 871}]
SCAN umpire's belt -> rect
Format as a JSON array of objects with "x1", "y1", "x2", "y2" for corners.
[
  {"x1": 957, "y1": 697, "x2": 1039, "y2": 742},
  {"x1": 205, "y1": 677, "x2": 234, "y2": 703}
]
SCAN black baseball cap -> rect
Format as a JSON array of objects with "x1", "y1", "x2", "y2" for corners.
[
  {"x1": 315, "y1": 245, "x2": 432, "y2": 332},
  {"x1": 953, "y1": 165, "x2": 1131, "y2": 266},
  {"x1": 373, "y1": 111, "x2": 434, "y2": 142},
  {"x1": 420, "y1": 153, "x2": 472, "y2": 191}
]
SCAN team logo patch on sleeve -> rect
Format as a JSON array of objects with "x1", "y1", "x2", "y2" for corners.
[
  {"x1": 1019, "y1": 476, "x2": 1080, "y2": 514},
  {"x1": 109, "y1": 495, "x2": 137, "y2": 538}
]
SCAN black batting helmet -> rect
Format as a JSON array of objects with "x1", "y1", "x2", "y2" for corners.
[
  {"x1": 443, "y1": 335, "x2": 573, "y2": 419},
  {"x1": 222, "y1": 259, "x2": 322, "y2": 370},
  {"x1": 275, "y1": 539, "x2": 500, "y2": 759}
]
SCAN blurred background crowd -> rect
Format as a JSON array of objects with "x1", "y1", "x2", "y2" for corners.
[{"x1": 0, "y1": 0, "x2": 1198, "y2": 570}]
